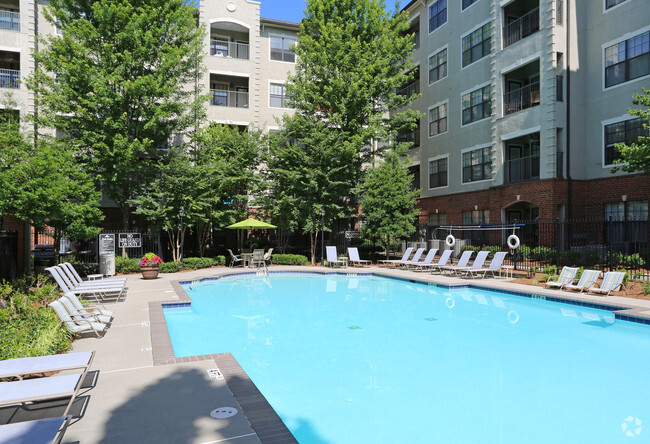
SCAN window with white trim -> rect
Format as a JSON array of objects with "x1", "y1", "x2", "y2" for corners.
[
  {"x1": 462, "y1": 0, "x2": 479, "y2": 10},
  {"x1": 428, "y1": 103, "x2": 447, "y2": 137},
  {"x1": 429, "y1": 157, "x2": 448, "y2": 188},
  {"x1": 605, "y1": 201, "x2": 648, "y2": 221},
  {"x1": 462, "y1": 147, "x2": 492, "y2": 183},
  {"x1": 604, "y1": 117, "x2": 647, "y2": 165},
  {"x1": 429, "y1": 0, "x2": 447, "y2": 33},
  {"x1": 462, "y1": 23, "x2": 491, "y2": 67},
  {"x1": 606, "y1": 0, "x2": 627, "y2": 9},
  {"x1": 428, "y1": 48, "x2": 447, "y2": 84},
  {"x1": 271, "y1": 36, "x2": 296, "y2": 63},
  {"x1": 462, "y1": 85, "x2": 491, "y2": 125},
  {"x1": 605, "y1": 30, "x2": 650, "y2": 87},
  {"x1": 429, "y1": 213, "x2": 446, "y2": 225},
  {"x1": 270, "y1": 83, "x2": 288, "y2": 108}
]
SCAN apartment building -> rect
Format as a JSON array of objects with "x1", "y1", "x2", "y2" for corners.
[{"x1": 400, "y1": 0, "x2": 650, "y2": 227}]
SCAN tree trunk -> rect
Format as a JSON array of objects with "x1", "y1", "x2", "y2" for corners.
[
  {"x1": 384, "y1": 234, "x2": 390, "y2": 261},
  {"x1": 309, "y1": 230, "x2": 319, "y2": 265},
  {"x1": 195, "y1": 220, "x2": 211, "y2": 257}
]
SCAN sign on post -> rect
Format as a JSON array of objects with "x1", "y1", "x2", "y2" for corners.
[
  {"x1": 345, "y1": 231, "x2": 360, "y2": 239},
  {"x1": 118, "y1": 233, "x2": 142, "y2": 248},
  {"x1": 98, "y1": 234, "x2": 115, "y2": 256}
]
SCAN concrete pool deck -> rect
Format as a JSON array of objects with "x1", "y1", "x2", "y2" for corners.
[{"x1": 4, "y1": 264, "x2": 650, "y2": 443}]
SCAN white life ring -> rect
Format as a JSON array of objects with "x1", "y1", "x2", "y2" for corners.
[
  {"x1": 507, "y1": 234, "x2": 520, "y2": 249},
  {"x1": 446, "y1": 234, "x2": 456, "y2": 247}
]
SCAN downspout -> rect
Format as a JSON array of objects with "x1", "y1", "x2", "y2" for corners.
[{"x1": 565, "y1": 0, "x2": 572, "y2": 221}]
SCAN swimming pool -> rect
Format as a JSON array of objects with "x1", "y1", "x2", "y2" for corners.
[{"x1": 165, "y1": 273, "x2": 650, "y2": 443}]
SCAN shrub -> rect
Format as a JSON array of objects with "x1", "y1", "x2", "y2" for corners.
[
  {"x1": 214, "y1": 255, "x2": 226, "y2": 266},
  {"x1": 575, "y1": 267, "x2": 585, "y2": 281},
  {"x1": 614, "y1": 269, "x2": 631, "y2": 286},
  {"x1": 531, "y1": 246, "x2": 556, "y2": 262},
  {"x1": 544, "y1": 265, "x2": 558, "y2": 276},
  {"x1": 115, "y1": 256, "x2": 140, "y2": 274},
  {"x1": 642, "y1": 282, "x2": 650, "y2": 295},
  {"x1": 160, "y1": 261, "x2": 182, "y2": 273},
  {"x1": 271, "y1": 254, "x2": 309, "y2": 265},
  {"x1": 559, "y1": 250, "x2": 581, "y2": 265},
  {"x1": 70, "y1": 261, "x2": 99, "y2": 277}
]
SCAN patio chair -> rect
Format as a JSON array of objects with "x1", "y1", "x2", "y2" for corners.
[
  {"x1": 0, "y1": 373, "x2": 83, "y2": 416},
  {"x1": 453, "y1": 251, "x2": 490, "y2": 276},
  {"x1": 441, "y1": 250, "x2": 474, "y2": 275},
  {"x1": 326, "y1": 246, "x2": 346, "y2": 267},
  {"x1": 414, "y1": 249, "x2": 452, "y2": 272},
  {"x1": 400, "y1": 247, "x2": 425, "y2": 268},
  {"x1": 544, "y1": 266, "x2": 579, "y2": 290},
  {"x1": 62, "y1": 292, "x2": 114, "y2": 319},
  {"x1": 0, "y1": 351, "x2": 94, "y2": 381},
  {"x1": 587, "y1": 271, "x2": 627, "y2": 296},
  {"x1": 251, "y1": 249, "x2": 266, "y2": 269},
  {"x1": 264, "y1": 248, "x2": 274, "y2": 265},
  {"x1": 465, "y1": 251, "x2": 509, "y2": 278},
  {"x1": 0, "y1": 415, "x2": 71, "y2": 444},
  {"x1": 58, "y1": 296, "x2": 112, "y2": 324},
  {"x1": 49, "y1": 300, "x2": 107, "y2": 337},
  {"x1": 378, "y1": 247, "x2": 413, "y2": 267},
  {"x1": 563, "y1": 269, "x2": 601, "y2": 293},
  {"x1": 228, "y1": 249, "x2": 244, "y2": 268},
  {"x1": 406, "y1": 249, "x2": 438, "y2": 269},
  {"x1": 46, "y1": 267, "x2": 124, "y2": 302},
  {"x1": 348, "y1": 247, "x2": 370, "y2": 267},
  {"x1": 60, "y1": 262, "x2": 125, "y2": 285}
]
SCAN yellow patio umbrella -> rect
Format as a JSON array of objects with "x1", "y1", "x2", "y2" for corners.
[{"x1": 226, "y1": 218, "x2": 277, "y2": 252}]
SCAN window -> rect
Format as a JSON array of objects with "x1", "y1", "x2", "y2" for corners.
[
  {"x1": 462, "y1": 0, "x2": 479, "y2": 10},
  {"x1": 604, "y1": 117, "x2": 647, "y2": 165},
  {"x1": 604, "y1": 200, "x2": 648, "y2": 244},
  {"x1": 271, "y1": 36, "x2": 296, "y2": 63},
  {"x1": 270, "y1": 83, "x2": 288, "y2": 108},
  {"x1": 429, "y1": 213, "x2": 447, "y2": 225},
  {"x1": 428, "y1": 48, "x2": 447, "y2": 84},
  {"x1": 605, "y1": 30, "x2": 650, "y2": 87},
  {"x1": 462, "y1": 147, "x2": 492, "y2": 183},
  {"x1": 462, "y1": 85, "x2": 491, "y2": 125},
  {"x1": 428, "y1": 157, "x2": 448, "y2": 188},
  {"x1": 429, "y1": 0, "x2": 447, "y2": 33},
  {"x1": 462, "y1": 210, "x2": 490, "y2": 243},
  {"x1": 428, "y1": 103, "x2": 447, "y2": 137},
  {"x1": 606, "y1": 201, "x2": 648, "y2": 221},
  {"x1": 606, "y1": 0, "x2": 627, "y2": 9},
  {"x1": 462, "y1": 23, "x2": 491, "y2": 67}
]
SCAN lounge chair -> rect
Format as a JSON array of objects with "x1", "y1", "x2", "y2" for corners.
[
  {"x1": 441, "y1": 250, "x2": 474, "y2": 275},
  {"x1": 58, "y1": 296, "x2": 112, "y2": 324},
  {"x1": 347, "y1": 247, "x2": 370, "y2": 267},
  {"x1": 228, "y1": 249, "x2": 244, "y2": 267},
  {"x1": 52, "y1": 265, "x2": 123, "y2": 289},
  {"x1": 60, "y1": 262, "x2": 125, "y2": 285},
  {"x1": 453, "y1": 251, "x2": 490, "y2": 276},
  {"x1": 46, "y1": 267, "x2": 124, "y2": 302},
  {"x1": 326, "y1": 246, "x2": 346, "y2": 267},
  {"x1": 406, "y1": 249, "x2": 438, "y2": 269},
  {"x1": 414, "y1": 249, "x2": 452, "y2": 272},
  {"x1": 587, "y1": 271, "x2": 627, "y2": 296},
  {"x1": 0, "y1": 416, "x2": 70, "y2": 444},
  {"x1": 62, "y1": 292, "x2": 114, "y2": 319},
  {"x1": 378, "y1": 247, "x2": 413, "y2": 267},
  {"x1": 544, "y1": 266, "x2": 579, "y2": 290},
  {"x1": 400, "y1": 247, "x2": 425, "y2": 268},
  {"x1": 0, "y1": 351, "x2": 94, "y2": 381},
  {"x1": 465, "y1": 251, "x2": 509, "y2": 278},
  {"x1": 49, "y1": 300, "x2": 107, "y2": 337},
  {"x1": 0, "y1": 373, "x2": 83, "y2": 416},
  {"x1": 563, "y1": 269, "x2": 601, "y2": 293}
]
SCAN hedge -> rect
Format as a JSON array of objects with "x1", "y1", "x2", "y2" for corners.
[{"x1": 271, "y1": 254, "x2": 309, "y2": 265}]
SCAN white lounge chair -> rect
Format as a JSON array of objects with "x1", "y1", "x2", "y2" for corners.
[
  {"x1": 454, "y1": 251, "x2": 490, "y2": 276},
  {"x1": 544, "y1": 266, "x2": 579, "y2": 289},
  {"x1": 378, "y1": 247, "x2": 413, "y2": 267},
  {"x1": 46, "y1": 267, "x2": 124, "y2": 302},
  {"x1": 53, "y1": 265, "x2": 123, "y2": 289},
  {"x1": 465, "y1": 251, "x2": 509, "y2": 278},
  {"x1": 406, "y1": 249, "x2": 438, "y2": 269},
  {"x1": 49, "y1": 300, "x2": 107, "y2": 337},
  {"x1": 60, "y1": 262, "x2": 125, "y2": 285},
  {"x1": 0, "y1": 373, "x2": 83, "y2": 416},
  {"x1": 401, "y1": 247, "x2": 425, "y2": 268},
  {"x1": 414, "y1": 249, "x2": 452, "y2": 272},
  {"x1": 563, "y1": 269, "x2": 601, "y2": 292},
  {"x1": 62, "y1": 292, "x2": 114, "y2": 319},
  {"x1": 587, "y1": 271, "x2": 627, "y2": 296},
  {"x1": 0, "y1": 351, "x2": 94, "y2": 381},
  {"x1": 326, "y1": 246, "x2": 346, "y2": 267},
  {"x1": 347, "y1": 247, "x2": 370, "y2": 267},
  {"x1": 0, "y1": 416, "x2": 70, "y2": 444},
  {"x1": 441, "y1": 250, "x2": 474, "y2": 275},
  {"x1": 58, "y1": 296, "x2": 112, "y2": 324}
]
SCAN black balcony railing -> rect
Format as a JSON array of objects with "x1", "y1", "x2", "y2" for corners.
[
  {"x1": 503, "y1": 7, "x2": 540, "y2": 48},
  {"x1": 397, "y1": 80, "x2": 419, "y2": 98},
  {"x1": 504, "y1": 81, "x2": 540, "y2": 115},
  {"x1": 505, "y1": 155, "x2": 540, "y2": 183}
]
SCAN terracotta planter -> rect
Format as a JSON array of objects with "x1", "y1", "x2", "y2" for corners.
[{"x1": 141, "y1": 265, "x2": 160, "y2": 280}]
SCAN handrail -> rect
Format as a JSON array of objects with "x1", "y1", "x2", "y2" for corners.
[{"x1": 503, "y1": 7, "x2": 540, "y2": 48}]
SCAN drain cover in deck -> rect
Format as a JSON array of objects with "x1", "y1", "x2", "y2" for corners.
[{"x1": 210, "y1": 407, "x2": 238, "y2": 419}]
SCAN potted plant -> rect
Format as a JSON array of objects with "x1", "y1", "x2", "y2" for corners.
[{"x1": 139, "y1": 253, "x2": 163, "y2": 279}]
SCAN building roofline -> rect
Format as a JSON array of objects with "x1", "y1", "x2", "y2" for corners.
[{"x1": 260, "y1": 17, "x2": 300, "y2": 30}]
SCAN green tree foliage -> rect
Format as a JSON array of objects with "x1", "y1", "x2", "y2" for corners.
[
  {"x1": 263, "y1": 0, "x2": 419, "y2": 263},
  {"x1": 611, "y1": 88, "x2": 650, "y2": 175},
  {"x1": 359, "y1": 150, "x2": 420, "y2": 258},
  {"x1": 29, "y1": 0, "x2": 208, "y2": 228}
]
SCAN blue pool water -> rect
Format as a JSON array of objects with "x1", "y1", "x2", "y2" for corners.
[{"x1": 165, "y1": 273, "x2": 650, "y2": 443}]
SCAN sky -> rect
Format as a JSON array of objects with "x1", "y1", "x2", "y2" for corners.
[{"x1": 259, "y1": 0, "x2": 401, "y2": 24}]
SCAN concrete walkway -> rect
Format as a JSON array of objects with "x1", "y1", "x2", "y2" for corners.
[{"x1": 3, "y1": 264, "x2": 650, "y2": 444}]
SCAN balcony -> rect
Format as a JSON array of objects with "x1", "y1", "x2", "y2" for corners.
[
  {"x1": 502, "y1": 6, "x2": 539, "y2": 48},
  {"x1": 0, "y1": 8, "x2": 19, "y2": 31},
  {"x1": 504, "y1": 134, "x2": 540, "y2": 184},
  {"x1": 210, "y1": 89, "x2": 249, "y2": 108},
  {"x1": 209, "y1": 20, "x2": 250, "y2": 61},
  {"x1": 210, "y1": 38, "x2": 249, "y2": 60},
  {"x1": 504, "y1": 81, "x2": 540, "y2": 115},
  {"x1": 0, "y1": 68, "x2": 19, "y2": 89},
  {"x1": 397, "y1": 69, "x2": 420, "y2": 98}
]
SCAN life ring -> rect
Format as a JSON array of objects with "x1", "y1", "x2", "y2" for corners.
[
  {"x1": 446, "y1": 234, "x2": 456, "y2": 247},
  {"x1": 507, "y1": 234, "x2": 520, "y2": 249}
]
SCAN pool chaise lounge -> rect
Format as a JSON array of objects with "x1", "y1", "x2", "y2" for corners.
[
  {"x1": 0, "y1": 416, "x2": 71, "y2": 444},
  {"x1": 412, "y1": 249, "x2": 452, "y2": 272},
  {"x1": 0, "y1": 351, "x2": 94, "y2": 381},
  {"x1": 0, "y1": 373, "x2": 83, "y2": 416},
  {"x1": 563, "y1": 269, "x2": 601, "y2": 293},
  {"x1": 62, "y1": 292, "x2": 114, "y2": 319},
  {"x1": 453, "y1": 251, "x2": 490, "y2": 276},
  {"x1": 60, "y1": 262, "x2": 126, "y2": 286},
  {"x1": 51, "y1": 265, "x2": 125, "y2": 290},
  {"x1": 463, "y1": 251, "x2": 509, "y2": 278},
  {"x1": 587, "y1": 271, "x2": 627, "y2": 296},
  {"x1": 441, "y1": 250, "x2": 474, "y2": 275},
  {"x1": 378, "y1": 247, "x2": 413, "y2": 267},
  {"x1": 406, "y1": 248, "x2": 438, "y2": 269},
  {"x1": 49, "y1": 300, "x2": 107, "y2": 337},
  {"x1": 400, "y1": 247, "x2": 425, "y2": 268},
  {"x1": 326, "y1": 246, "x2": 346, "y2": 267},
  {"x1": 58, "y1": 296, "x2": 112, "y2": 324},
  {"x1": 347, "y1": 247, "x2": 370, "y2": 267},
  {"x1": 544, "y1": 266, "x2": 579, "y2": 290},
  {"x1": 46, "y1": 267, "x2": 124, "y2": 302}
]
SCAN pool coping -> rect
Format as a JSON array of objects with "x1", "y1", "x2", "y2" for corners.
[{"x1": 149, "y1": 267, "x2": 650, "y2": 443}]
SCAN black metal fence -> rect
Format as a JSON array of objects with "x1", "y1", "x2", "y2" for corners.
[
  {"x1": 0, "y1": 231, "x2": 17, "y2": 281},
  {"x1": 95, "y1": 230, "x2": 162, "y2": 260}
]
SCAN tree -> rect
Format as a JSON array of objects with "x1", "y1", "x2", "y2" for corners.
[
  {"x1": 29, "y1": 0, "x2": 208, "y2": 229},
  {"x1": 611, "y1": 88, "x2": 650, "y2": 175},
  {"x1": 359, "y1": 150, "x2": 420, "y2": 258},
  {"x1": 264, "y1": 0, "x2": 419, "y2": 264}
]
